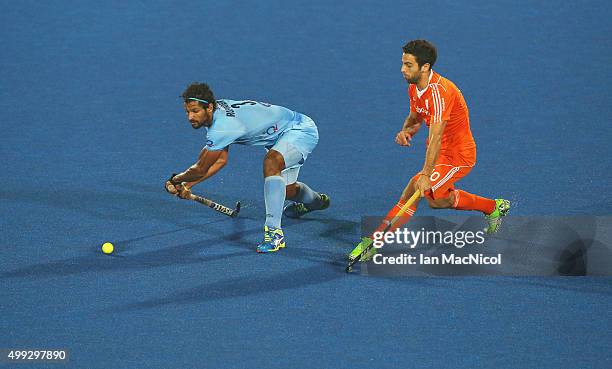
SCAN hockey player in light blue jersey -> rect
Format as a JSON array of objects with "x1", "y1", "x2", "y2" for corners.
[{"x1": 165, "y1": 82, "x2": 329, "y2": 253}]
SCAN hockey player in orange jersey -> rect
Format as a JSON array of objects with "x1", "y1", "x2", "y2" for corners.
[{"x1": 349, "y1": 39, "x2": 510, "y2": 261}]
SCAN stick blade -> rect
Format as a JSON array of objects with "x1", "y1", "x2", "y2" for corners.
[{"x1": 231, "y1": 201, "x2": 241, "y2": 217}]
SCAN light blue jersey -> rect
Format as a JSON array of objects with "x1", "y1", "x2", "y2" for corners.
[
  {"x1": 205, "y1": 99, "x2": 306, "y2": 151},
  {"x1": 204, "y1": 98, "x2": 319, "y2": 185}
]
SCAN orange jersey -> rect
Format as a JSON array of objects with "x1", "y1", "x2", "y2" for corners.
[{"x1": 408, "y1": 70, "x2": 476, "y2": 164}]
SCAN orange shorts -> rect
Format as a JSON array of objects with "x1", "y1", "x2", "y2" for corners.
[{"x1": 411, "y1": 155, "x2": 474, "y2": 200}]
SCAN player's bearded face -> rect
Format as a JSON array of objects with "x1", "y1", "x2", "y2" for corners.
[
  {"x1": 401, "y1": 53, "x2": 424, "y2": 84},
  {"x1": 185, "y1": 101, "x2": 212, "y2": 129}
]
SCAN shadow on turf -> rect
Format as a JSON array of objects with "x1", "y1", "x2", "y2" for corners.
[
  {"x1": 0, "y1": 216, "x2": 263, "y2": 279},
  {"x1": 1, "y1": 239, "x2": 251, "y2": 280},
  {"x1": 110, "y1": 263, "x2": 348, "y2": 312},
  {"x1": 1, "y1": 217, "x2": 358, "y2": 281},
  {"x1": 0, "y1": 187, "x2": 261, "y2": 225},
  {"x1": 100, "y1": 217, "x2": 362, "y2": 312}
]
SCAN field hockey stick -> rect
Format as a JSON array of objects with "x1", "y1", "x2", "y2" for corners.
[
  {"x1": 346, "y1": 190, "x2": 421, "y2": 273},
  {"x1": 189, "y1": 193, "x2": 241, "y2": 218}
]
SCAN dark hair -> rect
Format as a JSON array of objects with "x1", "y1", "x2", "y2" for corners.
[
  {"x1": 402, "y1": 40, "x2": 437, "y2": 69},
  {"x1": 182, "y1": 82, "x2": 216, "y2": 108}
]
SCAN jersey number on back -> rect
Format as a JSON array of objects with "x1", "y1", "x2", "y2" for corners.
[{"x1": 231, "y1": 100, "x2": 271, "y2": 108}]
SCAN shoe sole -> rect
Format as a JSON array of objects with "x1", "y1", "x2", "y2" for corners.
[{"x1": 256, "y1": 242, "x2": 286, "y2": 253}]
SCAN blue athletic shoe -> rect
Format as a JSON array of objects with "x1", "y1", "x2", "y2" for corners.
[{"x1": 256, "y1": 226, "x2": 286, "y2": 253}]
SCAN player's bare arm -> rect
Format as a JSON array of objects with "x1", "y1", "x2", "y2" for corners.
[
  {"x1": 349, "y1": 39, "x2": 511, "y2": 266},
  {"x1": 174, "y1": 82, "x2": 328, "y2": 252},
  {"x1": 396, "y1": 111, "x2": 422, "y2": 146},
  {"x1": 183, "y1": 147, "x2": 229, "y2": 188},
  {"x1": 415, "y1": 119, "x2": 447, "y2": 196},
  {"x1": 166, "y1": 147, "x2": 228, "y2": 198}
]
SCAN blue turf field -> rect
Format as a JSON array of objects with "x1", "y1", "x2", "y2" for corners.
[{"x1": 1, "y1": 1, "x2": 611, "y2": 368}]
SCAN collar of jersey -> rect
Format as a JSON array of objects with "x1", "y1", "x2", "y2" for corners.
[{"x1": 416, "y1": 70, "x2": 434, "y2": 98}]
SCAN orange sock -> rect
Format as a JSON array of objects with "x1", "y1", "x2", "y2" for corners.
[
  {"x1": 453, "y1": 190, "x2": 496, "y2": 214},
  {"x1": 374, "y1": 200, "x2": 417, "y2": 234}
]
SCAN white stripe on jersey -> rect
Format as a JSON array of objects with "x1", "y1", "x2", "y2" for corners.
[
  {"x1": 431, "y1": 85, "x2": 442, "y2": 124},
  {"x1": 431, "y1": 166, "x2": 460, "y2": 193}
]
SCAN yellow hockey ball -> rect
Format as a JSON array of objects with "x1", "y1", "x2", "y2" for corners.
[{"x1": 102, "y1": 242, "x2": 114, "y2": 254}]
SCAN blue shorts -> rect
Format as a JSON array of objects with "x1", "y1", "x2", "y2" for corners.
[{"x1": 270, "y1": 114, "x2": 319, "y2": 184}]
